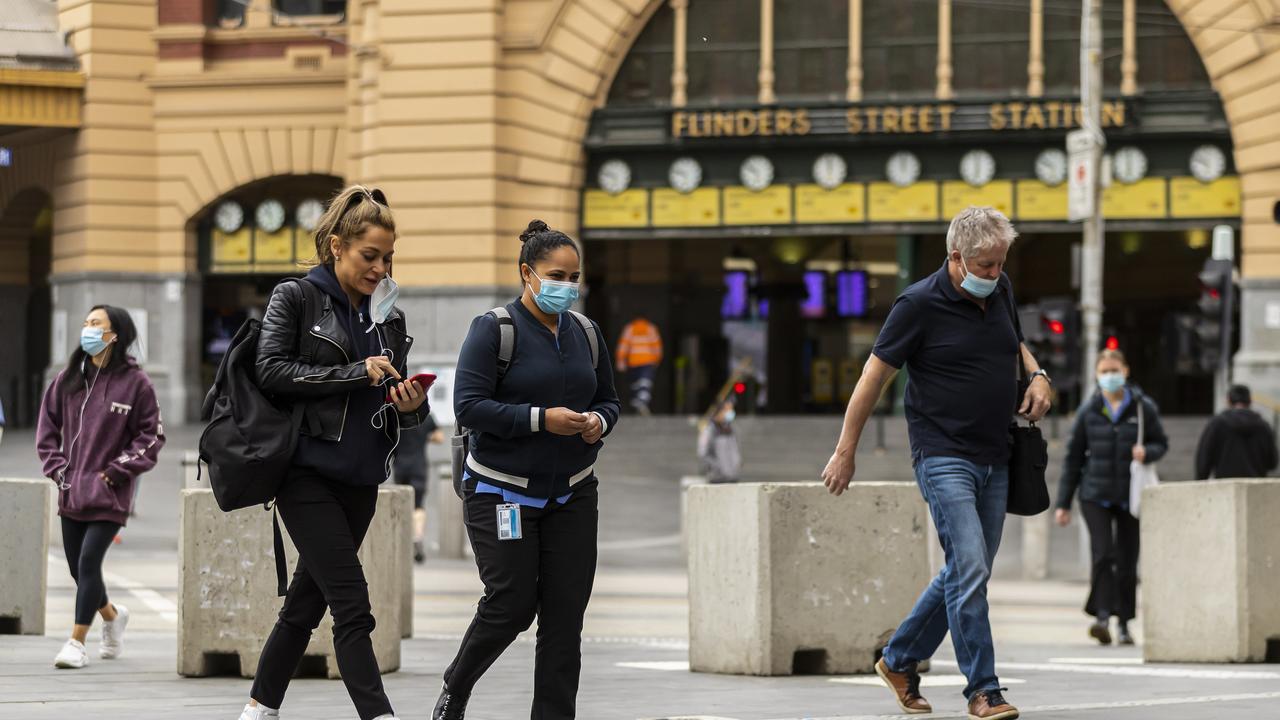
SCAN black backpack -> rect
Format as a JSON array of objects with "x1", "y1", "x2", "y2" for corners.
[
  {"x1": 449, "y1": 306, "x2": 600, "y2": 498},
  {"x1": 199, "y1": 278, "x2": 318, "y2": 512}
]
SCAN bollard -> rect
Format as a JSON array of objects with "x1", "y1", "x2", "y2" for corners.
[
  {"x1": 428, "y1": 461, "x2": 469, "y2": 559},
  {"x1": 178, "y1": 486, "x2": 412, "y2": 678},
  {"x1": 687, "y1": 482, "x2": 929, "y2": 676},
  {"x1": 1142, "y1": 479, "x2": 1280, "y2": 663},
  {"x1": 0, "y1": 478, "x2": 53, "y2": 635}
]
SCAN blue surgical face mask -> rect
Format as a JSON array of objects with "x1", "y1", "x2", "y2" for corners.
[
  {"x1": 724, "y1": 409, "x2": 736, "y2": 424},
  {"x1": 529, "y1": 269, "x2": 580, "y2": 315},
  {"x1": 80, "y1": 327, "x2": 112, "y2": 357},
  {"x1": 959, "y1": 256, "x2": 999, "y2": 299},
  {"x1": 367, "y1": 276, "x2": 399, "y2": 332},
  {"x1": 1098, "y1": 372, "x2": 1126, "y2": 393}
]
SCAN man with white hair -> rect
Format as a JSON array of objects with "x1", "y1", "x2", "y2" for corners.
[{"x1": 821, "y1": 206, "x2": 1051, "y2": 720}]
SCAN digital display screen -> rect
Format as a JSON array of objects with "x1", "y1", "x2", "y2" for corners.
[
  {"x1": 722, "y1": 271, "x2": 750, "y2": 319},
  {"x1": 802, "y1": 271, "x2": 826, "y2": 319},
  {"x1": 836, "y1": 270, "x2": 868, "y2": 317}
]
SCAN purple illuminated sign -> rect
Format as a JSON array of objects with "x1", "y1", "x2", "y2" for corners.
[{"x1": 836, "y1": 270, "x2": 868, "y2": 317}]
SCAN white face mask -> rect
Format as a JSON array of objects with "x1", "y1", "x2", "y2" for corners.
[{"x1": 368, "y1": 275, "x2": 399, "y2": 331}]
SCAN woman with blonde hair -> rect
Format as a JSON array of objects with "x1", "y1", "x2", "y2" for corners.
[
  {"x1": 1056, "y1": 348, "x2": 1168, "y2": 646},
  {"x1": 238, "y1": 185, "x2": 428, "y2": 720}
]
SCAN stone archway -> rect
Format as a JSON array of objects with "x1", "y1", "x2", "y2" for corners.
[{"x1": 0, "y1": 187, "x2": 54, "y2": 426}]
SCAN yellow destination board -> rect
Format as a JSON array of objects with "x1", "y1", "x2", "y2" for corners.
[
  {"x1": 212, "y1": 228, "x2": 251, "y2": 266},
  {"x1": 582, "y1": 189, "x2": 649, "y2": 228},
  {"x1": 256, "y1": 228, "x2": 294, "y2": 264},
  {"x1": 296, "y1": 230, "x2": 316, "y2": 265},
  {"x1": 724, "y1": 186, "x2": 793, "y2": 225},
  {"x1": 868, "y1": 182, "x2": 939, "y2": 222},
  {"x1": 653, "y1": 188, "x2": 721, "y2": 226},
  {"x1": 1016, "y1": 180, "x2": 1069, "y2": 221},
  {"x1": 1103, "y1": 178, "x2": 1167, "y2": 219},
  {"x1": 795, "y1": 184, "x2": 866, "y2": 223},
  {"x1": 1170, "y1": 176, "x2": 1241, "y2": 218},
  {"x1": 942, "y1": 180, "x2": 1014, "y2": 218}
]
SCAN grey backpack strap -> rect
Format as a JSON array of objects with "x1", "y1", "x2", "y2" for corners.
[
  {"x1": 568, "y1": 311, "x2": 599, "y2": 369},
  {"x1": 487, "y1": 307, "x2": 516, "y2": 381}
]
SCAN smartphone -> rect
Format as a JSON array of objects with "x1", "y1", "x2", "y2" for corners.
[{"x1": 386, "y1": 372, "x2": 437, "y2": 402}]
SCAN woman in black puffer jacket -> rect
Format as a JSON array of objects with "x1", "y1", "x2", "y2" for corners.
[{"x1": 1055, "y1": 349, "x2": 1168, "y2": 646}]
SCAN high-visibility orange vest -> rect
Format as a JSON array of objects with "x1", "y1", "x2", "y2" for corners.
[{"x1": 616, "y1": 318, "x2": 664, "y2": 370}]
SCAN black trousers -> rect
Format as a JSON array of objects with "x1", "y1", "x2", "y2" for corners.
[
  {"x1": 444, "y1": 482, "x2": 599, "y2": 720},
  {"x1": 251, "y1": 469, "x2": 392, "y2": 720},
  {"x1": 61, "y1": 517, "x2": 121, "y2": 626},
  {"x1": 1081, "y1": 500, "x2": 1140, "y2": 622}
]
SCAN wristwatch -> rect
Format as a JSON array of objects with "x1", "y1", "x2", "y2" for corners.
[{"x1": 1029, "y1": 369, "x2": 1052, "y2": 386}]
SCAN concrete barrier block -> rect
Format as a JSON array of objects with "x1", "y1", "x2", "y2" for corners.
[
  {"x1": 0, "y1": 478, "x2": 53, "y2": 635},
  {"x1": 1142, "y1": 479, "x2": 1280, "y2": 663},
  {"x1": 178, "y1": 485, "x2": 412, "y2": 679},
  {"x1": 428, "y1": 465, "x2": 469, "y2": 560},
  {"x1": 687, "y1": 482, "x2": 930, "y2": 676}
]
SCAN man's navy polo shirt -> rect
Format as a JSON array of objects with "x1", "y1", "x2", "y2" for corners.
[{"x1": 872, "y1": 259, "x2": 1024, "y2": 466}]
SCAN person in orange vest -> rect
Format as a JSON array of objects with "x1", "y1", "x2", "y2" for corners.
[{"x1": 615, "y1": 316, "x2": 664, "y2": 415}]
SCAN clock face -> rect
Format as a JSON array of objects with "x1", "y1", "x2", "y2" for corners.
[
  {"x1": 255, "y1": 199, "x2": 286, "y2": 233},
  {"x1": 886, "y1": 151, "x2": 921, "y2": 187},
  {"x1": 1035, "y1": 148, "x2": 1068, "y2": 186},
  {"x1": 669, "y1": 157, "x2": 703, "y2": 194},
  {"x1": 813, "y1": 153, "x2": 847, "y2": 190},
  {"x1": 740, "y1": 155, "x2": 775, "y2": 192},
  {"x1": 1113, "y1": 147, "x2": 1148, "y2": 185},
  {"x1": 296, "y1": 198, "x2": 324, "y2": 232},
  {"x1": 1190, "y1": 145, "x2": 1227, "y2": 184},
  {"x1": 214, "y1": 201, "x2": 244, "y2": 234},
  {"x1": 960, "y1": 149, "x2": 996, "y2": 187},
  {"x1": 598, "y1": 159, "x2": 632, "y2": 195}
]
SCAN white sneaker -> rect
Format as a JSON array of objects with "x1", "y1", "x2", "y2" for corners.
[
  {"x1": 238, "y1": 704, "x2": 279, "y2": 720},
  {"x1": 54, "y1": 639, "x2": 88, "y2": 669},
  {"x1": 100, "y1": 604, "x2": 130, "y2": 659}
]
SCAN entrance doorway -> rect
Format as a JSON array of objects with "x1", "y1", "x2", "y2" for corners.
[{"x1": 0, "y1": 188, "x2": 53, "y2": 427}]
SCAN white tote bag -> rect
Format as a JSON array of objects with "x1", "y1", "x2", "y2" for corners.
[{"x1": 1128, "y1": 399, "x2": 1160, "y2": 518}]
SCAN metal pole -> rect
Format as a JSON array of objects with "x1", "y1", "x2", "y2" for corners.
[{"x1": 1079, "y1": 0, "x2": 1105, "y2": 386}]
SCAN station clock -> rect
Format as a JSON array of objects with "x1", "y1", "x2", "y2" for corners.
[
  {"x1": 598, "y1": 159, "x2": 632, "y2": 195},
  {"x1": 1112, "y1": 147, "x2": 1148, "y2": 185},
  {"x1": 1189, "y1": 145, "x2": 1226, "y2": 184},
  {"x1": 214, "y1": 201, "x2": 244, "y2": 234},
  {"x1": 886, "y1": 151, "x2": 921, "y2": 187},
  {"x1": 1034, "y1": 148, "x2": 1068, "y2": 186},
  {"x1": 668, "y1": 157, "x2": 703, "y2": 194},
  {"x1": 740, "y1": 155, "x2": 775, "y2": 192},
  {"x1": 296, "y1": 198, "x2": 324, "y2": 232},
  {"x1": 959, "y1": 149, "x2": 996, "y2": 187},
  {"x1": 813, "y1": 153, "x2": 847, "y2": 190},
  {"x1": 256, "y1": 199, "x2": 287, "y2": 233}
]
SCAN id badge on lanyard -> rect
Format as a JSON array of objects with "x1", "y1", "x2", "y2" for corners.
[{"x1": 496, "y1": 503, "x2": 522, "y2": 541}]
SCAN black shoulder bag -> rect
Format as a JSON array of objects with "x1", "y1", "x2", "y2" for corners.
[{"x1": 1004, "y1": 291, "x2": 1050, "y2": 516}]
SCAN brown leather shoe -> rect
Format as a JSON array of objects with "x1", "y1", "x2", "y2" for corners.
[
  {"x1": 968, "y1": 688, "x2": 1019, "y2": 720},
  {"x1": 874, "y1": 657, "x2": 932, "y2": 714}
]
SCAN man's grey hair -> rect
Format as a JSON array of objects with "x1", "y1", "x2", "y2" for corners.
[{"x1": 946, "y1": 206, "x2": 1018, "y2": 259}]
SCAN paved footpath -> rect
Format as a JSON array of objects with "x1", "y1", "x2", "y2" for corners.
[{"x1": 4, "y1": 557, "x2": 1279, "y2": 720}]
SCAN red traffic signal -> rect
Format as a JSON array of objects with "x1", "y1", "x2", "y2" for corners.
[
  {"x1": 1046, "y1": 319, "x2": 1065, "y2": 335},
  {"x1": 1105, "y1": 336, "x2": 1120, "y2": 350},
  {"x1": 733, "y1": 382, "x2": 747, "y2": 395}
]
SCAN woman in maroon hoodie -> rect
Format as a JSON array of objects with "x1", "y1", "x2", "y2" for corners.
[{"x1": 36, "y1": 304, "x2": 165, "y2": 669}]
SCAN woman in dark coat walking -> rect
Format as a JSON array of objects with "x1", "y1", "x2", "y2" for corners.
[{"x1": 1055, "y1": 349, "x2": 1168, "y2": 646}]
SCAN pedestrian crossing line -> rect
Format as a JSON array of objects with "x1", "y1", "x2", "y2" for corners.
[
  {"x1": 936, "y1": 658, "x2": 1280, "y2": 680},
  {"x1": 103, "y1": 570, "x2": 178, "y2": 623},
  {"x1": 775, "y1": 690, "x2": 1280, "y2": 720},
  {"x1": 1046, "y1": 656, "x2": 1145, "y2": 665},
  {"x1": 830, "y1": 675, "x2": 1026, "y2": 687}
]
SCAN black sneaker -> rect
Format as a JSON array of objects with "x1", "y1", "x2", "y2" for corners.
[
  {"x1": 1089, "y1": 621, "x2": 1112, "y2": 645},
  {"x1": 1117, "y1": 623, "x2": 1135, "y2": 646},
  {"x1": 413, "y1": 540, "x2": 426, "y2": 564},
  {"x1": 433, "y1": 687, "x2": 469, "y2": 720}
]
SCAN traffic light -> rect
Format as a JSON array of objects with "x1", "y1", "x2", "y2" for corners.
[
  {"x1": 1196, "y1": 258, "x2": 1233, "y2": 372},
  {"x1": 1038, "y1": 297, "x2": 1079, "y2": 392}
]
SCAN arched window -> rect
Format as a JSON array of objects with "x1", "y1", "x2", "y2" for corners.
[{"x1": 775, "y1": 0, "x2": 849, "y2": 101}]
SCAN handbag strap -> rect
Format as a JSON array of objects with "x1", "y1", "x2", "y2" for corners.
[{"x1": 1136, "y1": 394, "x2": 1145, "y2": 446}]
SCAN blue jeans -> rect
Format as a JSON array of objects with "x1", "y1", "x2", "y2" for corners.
[{"x1": 881, "y1": 456, "x2": 1008, "y2": 699}]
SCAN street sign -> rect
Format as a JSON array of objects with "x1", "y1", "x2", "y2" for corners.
[{"x1": 1066, "y1": 129, "x2": 1095, "y2": 222}]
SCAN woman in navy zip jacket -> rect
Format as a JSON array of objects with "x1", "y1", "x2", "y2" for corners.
[{"x1": 434, "y1": 220, "x2": 621, "y2": 720}]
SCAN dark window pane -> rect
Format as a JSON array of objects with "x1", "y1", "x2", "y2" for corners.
[
  {"x1": 952, "y1": 0, "x2": 1029, "y2": 96},
  {"x1": 863, "y1": 1, "x2": 937, "y2": 100},
  {"x1": 274, "y1": 0, "x2": 346, "y2": 16},
  {"x1": 607, "y1": 4, "x2": 674, "y2": 106},
  {"x1": 218, "y1": 0, "x2": 246, "y2": 26},
  {"x1": 1043, "y1": 0, "x2": 1081, "y2": 94},
  {"x1": 687, "y1": 0, "x2": 761, "y2": 104},
  {"x1": 775, "y1": 0, "x2": 849, "y2": 101},
  {"x1": 1135, "y1": 0, "x2": 1210, "y2": 90}
]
